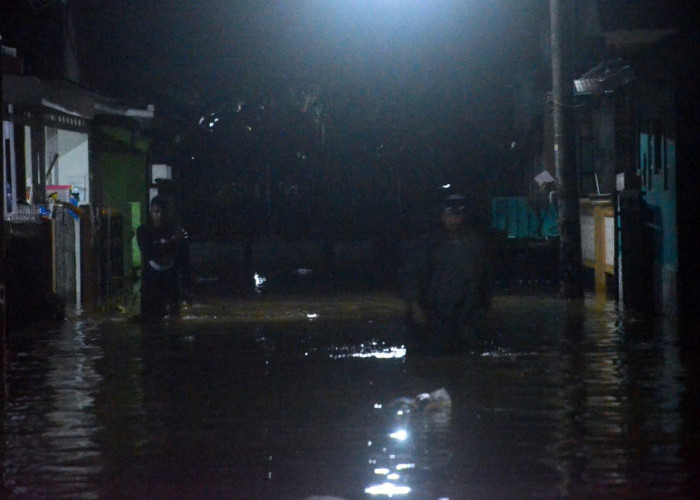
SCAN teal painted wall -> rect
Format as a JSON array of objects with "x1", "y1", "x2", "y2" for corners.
[
  {"x1": 492, "y1": 197, "x2": 558, "y2": 240},
  {"x1": 638, "y1": 83, "x2": 678, "y2": 316}
]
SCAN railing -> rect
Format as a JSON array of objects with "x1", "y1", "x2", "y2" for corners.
[{"x1": 4, "y1": 203, "x2": 42, "y2": 223}]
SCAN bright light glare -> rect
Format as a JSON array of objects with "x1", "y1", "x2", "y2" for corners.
[
  {"x1": 389, "y1": 429, "x2": 408, "y2": 441},
  {"x1": 365, "y1": 483, "x2": 411, "y2": 496},
  {"x1": 396, "y1": 463, "x2": 415, "y2": 471},
  {"x1": 374, "y1": 467, "x2": 390, "y2": 475},
  {"x1": 387, "y1": 473, "x2": 400, "y2": 480}
]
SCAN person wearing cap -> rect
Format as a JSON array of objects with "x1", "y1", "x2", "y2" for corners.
[
  {"x1": 400, "y1": 193, "x2": 491, "y2": 354},
  {"x1": 137, "y1": 195, "x2": 191, "y2": 320}
]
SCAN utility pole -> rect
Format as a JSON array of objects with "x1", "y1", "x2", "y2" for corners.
[
  {"x1": 61, "y1": 0, "x2": 82, "y2": 83},
  {"x1": 550, "y1": 0, "x2": 583, "y2": 299}
]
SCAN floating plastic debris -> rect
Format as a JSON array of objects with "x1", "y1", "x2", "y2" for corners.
[{"x1": 254, "y1": 273, "x2": 267, "y2": 293}]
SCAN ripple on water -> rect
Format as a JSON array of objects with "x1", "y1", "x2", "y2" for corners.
[{"x1": 2, "y1": 293, "x2": 697, "y2": 498}]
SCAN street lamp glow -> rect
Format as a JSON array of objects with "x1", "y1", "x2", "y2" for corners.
[
  {"x1": 389, "y1": 429, "x2": 408, "y2": 441},
  {"x1": 365, "y1": 482, "x2": 411, "y2": 496}
]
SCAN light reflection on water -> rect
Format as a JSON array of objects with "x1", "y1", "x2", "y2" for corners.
[
  {"x1": 330, "y1": 341, "x2": 406, "y2": 360},
  {"x1": 364, "y1": 389, "x2": 452, "y2": 498},
  {"x1": 2, "y1": 293, "x2": 698, "y2": 498},
  {"x1": 3, "y1": 319, "x2": 106, "y2": 499}
]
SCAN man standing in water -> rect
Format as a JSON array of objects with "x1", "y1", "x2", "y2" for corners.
[
  {"x1": 400, "y1": 193, "x2": 491, "y2": 354},
  {"x1": 137, "y1": 196, "x2": 190, "y2": 320}
]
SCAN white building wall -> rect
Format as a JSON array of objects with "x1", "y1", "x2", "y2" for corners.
[
  {"x1": 45, "y1": 126, "x2": 59, "y2": 185},
  {"x1": 45, "y1": 127, "x2": 90, "y2": 204},
  {"x1": 24, "y1": 125, "x2": 32, "y2": 203},
  {"x1": 581, "y1": 215, "x2": 595, "y2": 263},
  {"x1": 58, "y1": 129, "x2": 89, "y2": 205}
]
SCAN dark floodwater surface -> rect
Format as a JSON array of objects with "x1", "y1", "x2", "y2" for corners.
[{"x1": 2, "y1": 294, "x2": 699, "y2": 499}]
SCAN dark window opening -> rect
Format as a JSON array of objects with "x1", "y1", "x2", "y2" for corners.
[
  {"x1": 14, "y1": 123, "x2": 27, "y2": 203},
  {"x1": 4, "y1": 138, "x2": 12, "y2": 213}
]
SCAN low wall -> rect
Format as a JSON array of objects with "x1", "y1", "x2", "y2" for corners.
[
  {"x1": 189, "y1": 236, "x2": 559, "y2": 295},
  {"x1": 189, "y1": 239, "x2": 401, "y2": 294}
]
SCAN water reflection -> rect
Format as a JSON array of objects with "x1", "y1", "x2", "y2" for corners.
[
  {"x1": 1, "y1": 293, "x2": 698, "y2": 498},
  {"x1": 549, "y1": 300, "x2": 687, "y2": 498},
  {"x1": 330, "y1": 341, "x2": 406, "y2": 360},
  {"x1": 365, "y1": 389, "x2": 452, "y2": 498},
  {"x1": 4, "y1": 319, "x2": 105, "y2": 498}
]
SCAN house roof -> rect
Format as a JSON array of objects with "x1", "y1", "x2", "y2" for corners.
[
  {"x1": 3, "y1": 75, "x2": 94, "y2": 118},
  {"x1": 2, "y1": 74, "x2": 154, "y2": 120}
]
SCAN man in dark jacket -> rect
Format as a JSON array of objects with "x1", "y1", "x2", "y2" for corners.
[
  {"x1": 400, "y1": 194, "x2": 491, "y2": 354},
  {"x1": 136, "y1": 196, "x2": 190, "y2": 320}
]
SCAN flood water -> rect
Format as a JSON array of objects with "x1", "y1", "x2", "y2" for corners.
[{"x1": 2, "y1": 291, "x2": 699, "y2": 499}]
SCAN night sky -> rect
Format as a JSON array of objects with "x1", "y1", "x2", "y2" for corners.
[
  {"x1": 85, "y1": 1, "x2": 536, "y2": 103},
  {"x1": 2, "y1": 0, "x2": 545, "y2": 237},
  {"x1": 4, "y1": 1, "x2": 539, "y2": 120}
]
